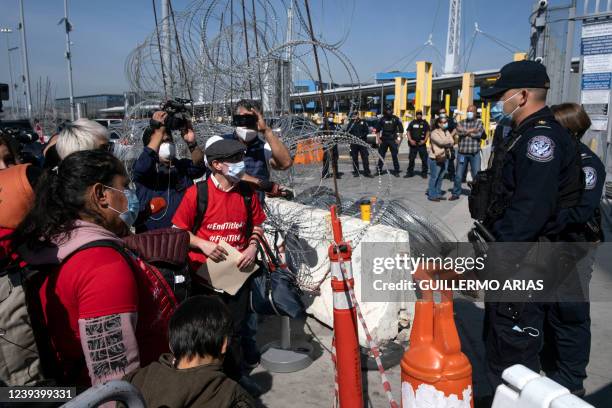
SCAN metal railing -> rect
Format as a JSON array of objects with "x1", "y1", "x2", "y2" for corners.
[{"x1": 60, "y1": 381, "x2": 146, "y2": 408}]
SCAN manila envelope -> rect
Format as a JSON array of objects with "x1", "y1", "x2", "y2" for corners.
[{"x1": 196, "y1": 240, "x2": 259, "y2": 295}]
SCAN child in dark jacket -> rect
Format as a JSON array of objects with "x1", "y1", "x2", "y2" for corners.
[{"x1": 122, "y1": 295, "x2": 254, "y2": 408}]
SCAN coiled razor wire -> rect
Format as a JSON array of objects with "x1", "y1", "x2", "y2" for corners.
[{"x1": 111, "y1": 0, "x2": 458, "y2": 291}]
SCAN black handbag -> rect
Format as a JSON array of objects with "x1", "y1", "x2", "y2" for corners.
[{"x1": 249, "y1": 234, "x2": 305, "y2": 319}]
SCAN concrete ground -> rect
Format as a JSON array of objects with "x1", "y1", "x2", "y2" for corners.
[{"x1": 249, "y1": 152, "x2": 612, "y2": 408}]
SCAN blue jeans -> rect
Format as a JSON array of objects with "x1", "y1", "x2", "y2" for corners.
[
  {"x1": 452, "y1": 152, "x2": 481, "y2": 196},
  {"x1": 427, "y1": 157, "x2": 447, "y2": 199}
]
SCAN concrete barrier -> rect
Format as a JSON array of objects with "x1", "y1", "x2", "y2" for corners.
[
  {"x1": 266, "y1": 198, "x2": 414, "y2": 346},
  {"x1": 492, "y1": 365, "x2": 594, "y2": 408}
]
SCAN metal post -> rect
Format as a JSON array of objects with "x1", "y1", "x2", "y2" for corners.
[
  {"x1": 123, "y1": 91, "x2": 129, "y2": 120},
  {"x1": 285, "y1": 0, "x2": 294, "y2": 61},
  {"x1": 282, "y1": 0, "x2": 294, "y2": 114},
  {"x1": 62, "y1": 0, "x2": 75, "y2": 121},
  {"x1": 303, "y1": 0, "x2": 341, "y2": 209},
  {"x1": 562, "y1": 0, "x2": 577, "y2": 102},
  {"x1": 161, "y1": 0, "x2": 172, "y2": 97},
  {"x1": 1, "y1": 29, "x2": 17, "y2": 117},
  {"x1": 18, "y1": 0, "x2": 33, "y2": 119},
  {"x1": 444, "y1": 0, "x2": 462, "y2": 74}
]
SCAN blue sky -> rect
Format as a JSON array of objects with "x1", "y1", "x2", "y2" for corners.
[{"x1": 0, "y1": 0, "x2": 542, "y2": 99}]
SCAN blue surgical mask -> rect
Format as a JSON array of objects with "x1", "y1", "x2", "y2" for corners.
[
  {"x1": 105, "y1": 185, "x2": 140, "y2": 227},
  {"x1": 223, "y1": 161, "x2": 246, "y2": 182},
  {"x1": 466, "y1": 112, "x2": 475, "y2": 120},
  {"x1": 490, "y1": 91, "x2": 521, "y2": 126},
  {"x1": 441, "y1": 123, "x2": 449, "y2": 130}
]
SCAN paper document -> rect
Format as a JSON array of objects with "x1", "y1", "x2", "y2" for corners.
[{"x1": 196, "y1": 240, "x2": 259, "y2": 295}]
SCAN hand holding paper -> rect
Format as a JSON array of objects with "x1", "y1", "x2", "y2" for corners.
[{"x1": 197, "y1": 240, "x2": 259, "y2": 295}]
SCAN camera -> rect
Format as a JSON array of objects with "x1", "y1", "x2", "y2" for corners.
[
  {"x1": 0, "y1": 120, "x2": 42, "y2": 165},
  {"x1": 160, "y1": 98, "x2": 192, "y2": 131}
]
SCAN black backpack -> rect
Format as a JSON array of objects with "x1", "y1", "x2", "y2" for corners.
[{"x1": 192, "y1": 180, "x2": 254, "y2": 237}]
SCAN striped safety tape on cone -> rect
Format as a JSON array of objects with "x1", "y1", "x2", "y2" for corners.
[{"x1": 335, "y1": 249, "x2": 399, "y2": 408}]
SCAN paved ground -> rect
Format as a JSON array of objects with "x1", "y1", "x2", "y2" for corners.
[{"x1": 249, "y1": 153, "x2": 612, "y2": 408}]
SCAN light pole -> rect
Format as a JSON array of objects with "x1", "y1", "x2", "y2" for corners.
[
  {"x1": 59, "y1": 0, "x2": 75, "y2": 120},
  {"x1": 18, "y1": 0, "x2": 33, "y2": 119},
  {"x1": 0, "y1": 28, "x2": 18, "y2": 117}
]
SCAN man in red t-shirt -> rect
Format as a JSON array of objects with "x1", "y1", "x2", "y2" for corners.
[{"x1": 172, "y1": 138, "x2": 265, "y2": 384}]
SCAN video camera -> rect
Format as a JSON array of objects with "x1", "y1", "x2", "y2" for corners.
[
  {"x1": 2, "y1": 127, "x2": 38, "y2": 145},
  {"x1": 160, "y1": 98, "x2": 192, "y2": 131},
  {"x1": 0, "y1": 120, "x2": 42, "y2": 165}
]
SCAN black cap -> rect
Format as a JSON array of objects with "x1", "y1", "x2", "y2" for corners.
[
  {"x1": 480, "y1": 60, "x2": 550, "y2": 99},
  {"x1": 416, "y1": 110, "x2": 423, "y2": 115},
  {"x1": 205, "y1": 138, "x2": 246, "y2": 162}
]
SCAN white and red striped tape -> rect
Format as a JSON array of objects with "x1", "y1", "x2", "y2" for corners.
[{"x1": 330, "y1": 247, "x2": 399, "y2": 408}]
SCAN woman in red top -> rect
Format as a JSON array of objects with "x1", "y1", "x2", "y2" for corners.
[{"x1": 12, "y1": 150, "x2": 170, "y2": 388}]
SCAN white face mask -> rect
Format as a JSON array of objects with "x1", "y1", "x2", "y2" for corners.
[
  {"x1": 466, "y1": 112, "x2": 475, "y2": 120},
  {"x1": 235, "y1": 127, "x2": 258, "y2": 142},
  {"x1": 159, "y1": 142, "x2": 176, "y2": 161},
  {"x1": 222, "y1": 161, "x2": 246, "y2": 183}
]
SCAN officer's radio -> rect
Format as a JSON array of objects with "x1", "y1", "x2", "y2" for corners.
[{"x1": 467, "y1": 170, "x2": 492, "y2": 222}]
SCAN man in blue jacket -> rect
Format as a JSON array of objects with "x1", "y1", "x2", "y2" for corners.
[{"x1": 133, "y1": 110, "x2": 205, "y2": 232}]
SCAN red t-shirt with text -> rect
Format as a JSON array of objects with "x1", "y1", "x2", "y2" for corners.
[
  {"x1": 39, "y1": 247, "x2": 170, "y2": 386},
  {"x1": 172, "y1": 178, "x2": 266, "y2": 271}
]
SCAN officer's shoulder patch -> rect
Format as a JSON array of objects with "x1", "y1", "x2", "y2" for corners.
[
  {"x1": 583, "y1": 166, "x2": 597, "y2": 190},
  {"x1": 526, "y1": 135, "x2": 555, "y2": 162}
]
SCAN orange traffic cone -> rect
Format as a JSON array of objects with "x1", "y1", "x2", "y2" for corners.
[
  {"x1": 293, "y1": 141, "x2": 309, "y2": 165},
  {"x1": 328, "y1": 205, "x2": 364, "y2": 408},
  {"x1": 401, "y1": 287, "x2": 473, "y2": 407}
]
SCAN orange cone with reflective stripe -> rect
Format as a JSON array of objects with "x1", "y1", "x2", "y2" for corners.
[
  {"x1": 328, "y1": 205, "x2": 363, "y2": 408},
  {"x1": 401, "y1": 286, "x2": 473, "y2": 407}
]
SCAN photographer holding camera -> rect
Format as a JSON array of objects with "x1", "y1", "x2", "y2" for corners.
[
  {"x1": 226, "y1": 99, "x2": 292, "y2": 203},
  {"x1": 133, "y1": 108, "x2": 205, "y2": 232}
]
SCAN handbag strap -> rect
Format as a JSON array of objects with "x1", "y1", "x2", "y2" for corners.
[{"x1": 251, "y1": 231, "x2": 280, "y2": 270}]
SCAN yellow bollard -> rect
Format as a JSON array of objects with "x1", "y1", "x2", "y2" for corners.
[{"x1": 360, "y1": 199, "x2": 372, "y2": 223}]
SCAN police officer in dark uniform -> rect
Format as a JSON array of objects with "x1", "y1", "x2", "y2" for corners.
[
  {"x1": 321, "y1": 113, "x2": 342, "y2": 179},
  {"x1": 376, "y1": 105, "x2": 404, "y2": 176},
  {"x1": 404, "y1": 110, "x2": 430, "y2": 178},
  {"x1": 346, "y1": 112, "x2": 373, "y2": 177},
  {"x1": 538, "y1": 103, "x2": 606, "y2": 397},
  {"x1": 470, "y1": 61, "x2": 584, "y2": 396}
]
